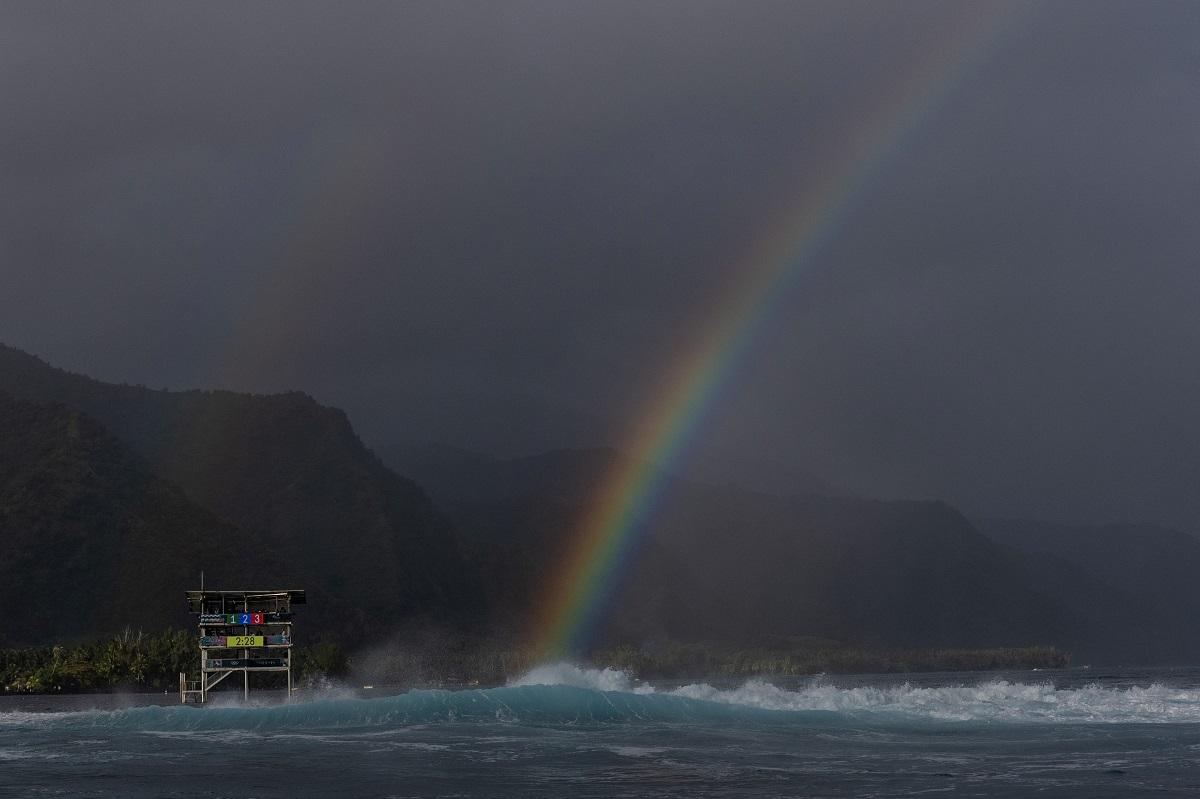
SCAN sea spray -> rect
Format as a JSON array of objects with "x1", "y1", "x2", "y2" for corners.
[
  {"x1": 6, "y1": 666, "x2": 1200, "y2": 734},
  {"x1": 517, "y1": 663, "x2": 1200, "y2": 725},
  {"x1": 7, "y1": 666, "x2": 1200, "y2": 799},
  {"x1": 511, "y1": 662, "x2": 655, "y2": 694}
]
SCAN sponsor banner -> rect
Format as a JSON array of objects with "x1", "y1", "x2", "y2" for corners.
[{"x1": 206, "y1": 658, "x2": 285, "y2": 669}]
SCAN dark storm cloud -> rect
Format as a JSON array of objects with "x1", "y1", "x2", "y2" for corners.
[{"x1": 2, "y1": 1, "x2": 1199, "y2": 529}]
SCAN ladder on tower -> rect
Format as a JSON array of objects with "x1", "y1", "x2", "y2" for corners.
[
  {"x1": 179, "y1": 668, "x2": 239, "y2": 704},
  {"x1": 179, "y1": 673, "x2": 204, "y2": 704}
]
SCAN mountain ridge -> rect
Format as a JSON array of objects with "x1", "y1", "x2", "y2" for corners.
[
  {"x1": 0, "y1": 392, "x2": 267, "y2": 645},
  {"x1": 391, "y1": 445, "x2": 1155, "y2": 662},
  {"x1": 0, "y1": 344, "x2": 483, "y2": 642},
  {"x1": 2, "y1": 343, "x2": 1192, "y2": 665}
]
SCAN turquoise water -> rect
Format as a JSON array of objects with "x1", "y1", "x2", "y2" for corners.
[{"x1": 4, "y1": 664, "x2": 1200, "y2": 797}]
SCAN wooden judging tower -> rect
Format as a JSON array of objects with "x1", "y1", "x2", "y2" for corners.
[{"x1": 180, "y1": 589, "x2": 305, "y2": 704}]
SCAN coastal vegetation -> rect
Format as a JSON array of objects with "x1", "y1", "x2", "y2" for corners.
[
  {"x1": 1, "y1": 629, "x2": 197, "y2": 693},
  {"x1": 0, "y1": 629, "x2": 349, "y2": 694},
  {"x1": 0, "y1": 628, "x2": 1067, "y2": 694},
  {"x1": 589, "y1": 642, "x2": 1071, "y2": 680},
  {"x1": 318, "y1": 631, "x2": 1071, "y2": 688}
]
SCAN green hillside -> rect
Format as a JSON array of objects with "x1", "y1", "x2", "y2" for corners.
[
  {"x1": 0, "y1": 345, "x2": 482, "y2": 642},
  {"x1": 0, "y1": 394, "x2": 261, "y2": 645}
]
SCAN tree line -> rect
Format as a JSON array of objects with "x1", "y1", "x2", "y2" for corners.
[{"x1": 0, "y1": 628, "x2": 348, "y2": 693}]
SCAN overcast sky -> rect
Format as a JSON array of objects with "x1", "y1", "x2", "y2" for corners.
[{"x1": 3, "y1": 1, "x2": 1199, "y2": 530}]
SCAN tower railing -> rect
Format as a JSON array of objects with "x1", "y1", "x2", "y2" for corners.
[{"x1": 180, "y1": 589, "x2": 305, "y2": 704}]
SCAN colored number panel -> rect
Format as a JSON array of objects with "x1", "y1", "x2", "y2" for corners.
[{"x1": 199, "y1": 612, "x2": 288, "y2": 624}]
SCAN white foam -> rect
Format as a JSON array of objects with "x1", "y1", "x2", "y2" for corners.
[
  {"x1": 296, "y1": 674, "x2": 361, "y2": 701},
  {"x1": 0, "y1": 710, "x2": 89, "y2": 727},
  {"x1": 676, "y1": 679, "x2": 1200, "y2": 723},
  {"x1": 514, "y1": 663, "x2": 1200, "y2": 724},
  {"x1": 510, "y1": 662, "x2": 654, "y2": 694}
]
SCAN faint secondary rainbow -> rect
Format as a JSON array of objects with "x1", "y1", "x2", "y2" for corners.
[{"x1": 532, "y1": 3, "x2": 1032, "y2": 659}]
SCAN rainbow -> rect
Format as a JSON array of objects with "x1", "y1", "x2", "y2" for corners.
[{"x1": 532, "y1": 3, "x2": 1032, "y2": 659}]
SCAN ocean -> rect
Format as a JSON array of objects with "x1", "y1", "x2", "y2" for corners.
[{"x1": 4, "y1": 663, "x2": 1200, "y2": 797}]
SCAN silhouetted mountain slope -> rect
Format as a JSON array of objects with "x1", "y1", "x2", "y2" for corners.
[
  {"x1": 0, "y1": 345, "x2": 481, "y2": 641},
  {"x1": 0, "y1": 394, "x2": 261, "y2": 646},
  {"x1": 628, "y1": 488, "x2": 1155, "y2": 661},
  {"x1": 2, "y1": 341, "x2": 1182, "y2": 663},
  {"x1": 674, "y1": 449, "x2": 841, "y2": 498},
  {"x1": 980, "y1": 518, "x2": 1200, "y2": 662},
  {"x1": 379, "y1": 443, "x2": 632, "y2": 507},
  {"x1": 429, "y1": 448, "x2": 1152, "y2": 662}
]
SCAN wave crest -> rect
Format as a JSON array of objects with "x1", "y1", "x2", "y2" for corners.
[
  {"x1": 515, "y1": 663, "x2": 1200, "y2": 724},
  {"x1": 4, "y1": 665, "x2": 1200, "y2": 731},
  {"x1": 510, "y1": 662, "x2": 654, "y2": 694}
]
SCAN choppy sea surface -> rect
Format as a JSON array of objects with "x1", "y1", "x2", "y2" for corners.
[{"x1": 4, "y1": 664, "x2": 1200, "y2": 797}]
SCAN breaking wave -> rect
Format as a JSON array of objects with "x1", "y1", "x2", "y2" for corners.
[
  {"x1": 5, "y1": 664, "x2": 1200, "y2": 732},
  {"x1": 519, "y1": 662, "x2": 1200, "y2": 724}
]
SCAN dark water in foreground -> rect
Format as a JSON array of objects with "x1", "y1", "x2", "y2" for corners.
[{"x1": 4, "y1": 664, "x2": 1200, "y2": 798}]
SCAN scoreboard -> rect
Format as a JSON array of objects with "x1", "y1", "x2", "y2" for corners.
[
  {"x1": 199, "y1": 613, "x2": 266, "y2": 625},
  {"x1": 200, "y1": 634, "x2": 290, "y2": 648},
  {"x1": 187, "y1": 591, "x2": 303, "y2": 701}
]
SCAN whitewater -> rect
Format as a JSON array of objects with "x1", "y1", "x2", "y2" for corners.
[{"x1": 4, "y1": 665, "x2": 1200, "y2": 797}]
